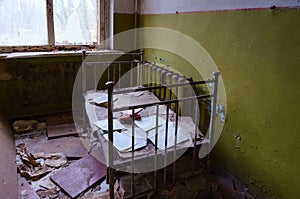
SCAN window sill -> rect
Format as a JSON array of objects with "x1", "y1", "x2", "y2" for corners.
[{"x1": 0, "y1": 49, "x2": 121, "y2": 60}]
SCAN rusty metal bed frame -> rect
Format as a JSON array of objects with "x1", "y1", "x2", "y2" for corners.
[{"x1": 81, "y1": 50, "x2": 220, "y2": 199}]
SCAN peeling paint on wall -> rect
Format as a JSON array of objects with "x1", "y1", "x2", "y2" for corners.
[{"x1": 139, "y1": 9, "x2": 300, "y2": 198}]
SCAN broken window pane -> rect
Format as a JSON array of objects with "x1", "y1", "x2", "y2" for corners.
[
  {"x1": 53, "y1": 0, "x2": 97, "y2": 45},
  {"x1": 0, "y1": 0, "x2": 48, "y2": 46}
]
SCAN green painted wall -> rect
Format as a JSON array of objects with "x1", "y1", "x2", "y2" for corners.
[
  {"x1": 140, "y1": 9, "x2": 300, "y2": 198},
  {"x1": 114, "y1": 13, "x2": 136, "y2": 34}
]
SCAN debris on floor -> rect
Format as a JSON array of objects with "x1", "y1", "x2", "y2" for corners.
[
  {"x1": 15, "y1": 133, "x2": 89, "y2": 159},
  {"x1": 118, "y1": 174, "x2": 152, "y2": 198},
  {"x1": 12, "y1": 114, "x2": 259, "y2": 199},
  {"x1": 18, "y1": 174, "x2": 40, "y2": 199},
  {"x1": 47, "y1": 123, "x2": 77, "y2": 139},
  {"x1": 51, "y1": 154, "x2": 107, "y2": 198},
  {"x1": 80, "y1": 179, "x2": 125, "y2": 199},
  {"x1": 12, "y1": 119, "x2": 46, "y2": 133},
  {"x1": 16, "y1": 147, "x2": 55, "y2": 181},
  {"x1": 46, "y1": 113, "x2": 77, "y2": 139}
]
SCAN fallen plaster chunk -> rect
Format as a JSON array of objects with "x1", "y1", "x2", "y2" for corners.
[
  {"x1": 31, "y1": 173, "x2": 56, "y2": 191},
  {"x1": 44, "y1": 153, "x2": 68, "y2": 168},
  {"x1": 20, "y1": 166, "x2": 54, "y2": 181},
  {"x1": 80, "y1": 179, "x2": 124, "y2": 199},
  {"x1": 12, "y1": 120, "x2": 46, "y2": 133}
]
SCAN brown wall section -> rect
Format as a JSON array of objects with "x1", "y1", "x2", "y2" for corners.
[{"x1": 0, "y1": 56, "x2": 81, "y2": 119}]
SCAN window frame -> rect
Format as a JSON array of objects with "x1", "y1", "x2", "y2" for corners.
[{"x1": 0, "y1": 0, "x2": 112, "y2": 53}]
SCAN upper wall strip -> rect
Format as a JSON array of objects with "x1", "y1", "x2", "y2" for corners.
[{"x1": 115, "y1": 0, "x2": 300, "y2": 14}]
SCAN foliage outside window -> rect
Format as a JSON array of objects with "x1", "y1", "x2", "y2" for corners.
[{"x1": 0, "y1": 0, "x2": 97, "y2": 50}]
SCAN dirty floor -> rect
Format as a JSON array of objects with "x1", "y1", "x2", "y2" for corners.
[{"x1": 12, "y1": 113, "x2": 259, "y2": 199}]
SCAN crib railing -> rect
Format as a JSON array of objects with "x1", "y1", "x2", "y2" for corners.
[
  {"x1": 106, "y1": 72, "x2": 220, "y2": 199},
  {"x1": 81, "y1": 50, "x2": 220, "y2": 199}
]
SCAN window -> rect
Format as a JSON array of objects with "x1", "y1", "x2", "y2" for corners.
[
  {"x1": 0, "y1": 0, "x2": 100, "y2": 51},
  {"x1": 0, "y1": 0, "x2": 48, "y2": 45},
  {"x1": 53, "y1": 0, "x2": 97, "y2": 45}
]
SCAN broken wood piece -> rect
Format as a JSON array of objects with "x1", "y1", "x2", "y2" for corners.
[
  {"x1": 22, "y1": 136, "x2": 89, "y2": 159},
  {"x1": 44, "y1": 153, "x2": 67, "y2": 168},
  {"x1": 51, "y1": 154, "x2": 106, "y2": 198},
  {"x1": 46, "y1": 123, "x2": 77, "y2": 139},
  {"x1": 21, "y1": 166, "x2": 54, "y2": 181},
  {"x1": 45, "y1": 112, "x2": 74, "y2": 126}
]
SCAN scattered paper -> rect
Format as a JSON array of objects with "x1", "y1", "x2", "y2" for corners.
[
  {"x1": 134, "y1": 116, "x2": 165, "y2": 132},
  {"x1": 121, "y1": 108, "x2": 143, "y2": 115},
  {"x1": 131, "y1": 91, "x2": 144, "y2": 97},
  {"x1": 103, "y1": 128, "x2": 147, "y2": 152},
  {"x1": 94, "y1": 119, "x2": 126, "y2": 131},
  {"x1": 90, "y1": 94, "x2": 108, "y2": 104},
  {"x1": 148, "y1": 123, "x2": 190, "y2": 150},
  {"x1": 90, "y1": 93, "x2": 117, "y2": 105}
]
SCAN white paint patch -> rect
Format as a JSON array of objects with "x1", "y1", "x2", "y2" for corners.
[
  {"x1": 115, "y1": 0, "x2": 135, "y2": 14},
  {"x1": 139, "y1": 0, "x2": 300, "y2": 14}
]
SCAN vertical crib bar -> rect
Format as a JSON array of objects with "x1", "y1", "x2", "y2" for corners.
[
  {"x1": 94, "y1": 64, "x2": 97, "y2": 90},
  {"x1": 192, "y1": 98, "x2": 200, "y2": 174},
  {"x1": 161, "y1": 69, "x2": 168, "y2": 101},
  {"x1": 149, "y1": 65, "x2": 153, "y2": 87},
  {"x1": 131, "y1": 108, "x2": 135, "y2": 197},
  {"x1": 153, "y1": 105, "x2": 159, "y2": 189},
  {"x1": 139, "y1": 61, "x2": 143, "y2": 86},
  {"x1": 173, "y1": 101, "x2": 179, "y2": 183},
  {"x1": 139, "y1": 50, "x2": 144, "y2": 86},
  {"x1": 118, "y1": 63, "x2": 121, "y2": 89},
  {"x1": 113, "y1": 63, "x2": 116, "y2": 84},
  {"x1": 130, "y1": 62, "x2": 133, "y2": 87},
  {"x1": 143, "y1": 63, "x2": 148, "y2": 86},
  {"x1": 172, "y1": 75, "x2": 179, "y2": 110},
  {"x1": 163, "y1": 104, "x2": 170, "y2": 185},
  {"x1": 156, "y1": 68, "x2": 162, "y2": 97},
  {"x1": 165, "y1": 72, "x2": 173, "y2": 101},
  {"x1": 82, "y1": 51, "x2": 87, "y2": 92},
  {"x1": 107, "y1": 64, "x2": 110, "y2": 81},
  {"x1": 152, "y1": 66, "x2": 157, "y2": 89},
  {"x1": 207, "y1": 72, "x2": 220, "y2": 171},
  {"x1": 106, "y1": 81, "x2": 115, "y2": 199},
  {"x1": 81, "y1": 51, "x2": 87, "y2": 134},
  {"x1": 177, "y1": 77, "x2": 186, "y2": 115}
]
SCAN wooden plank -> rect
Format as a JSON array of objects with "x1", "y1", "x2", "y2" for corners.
[
  {"x1": 23, "y1": 135, "x2": 89, "y2": 159},
  {"x1": 46, "y1": 123, "x2": 77, "y2": 139},
  {"x1": 18, "y1": 175, "x2": 40, "y2": 199},
  {"x1": 51, "y1": 154, "x2": 106, "y2": 198}
]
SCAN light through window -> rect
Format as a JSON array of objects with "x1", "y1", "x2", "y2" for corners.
[
  {"x1": 53, "y1": 0, "x2": 97, "y2": 45},
  {"x1": 0, "y1": 0, "x2": 48, "y2": 46},
  {"x1": 0, "y1": 0, "x2": 97, "y2": 46}
]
